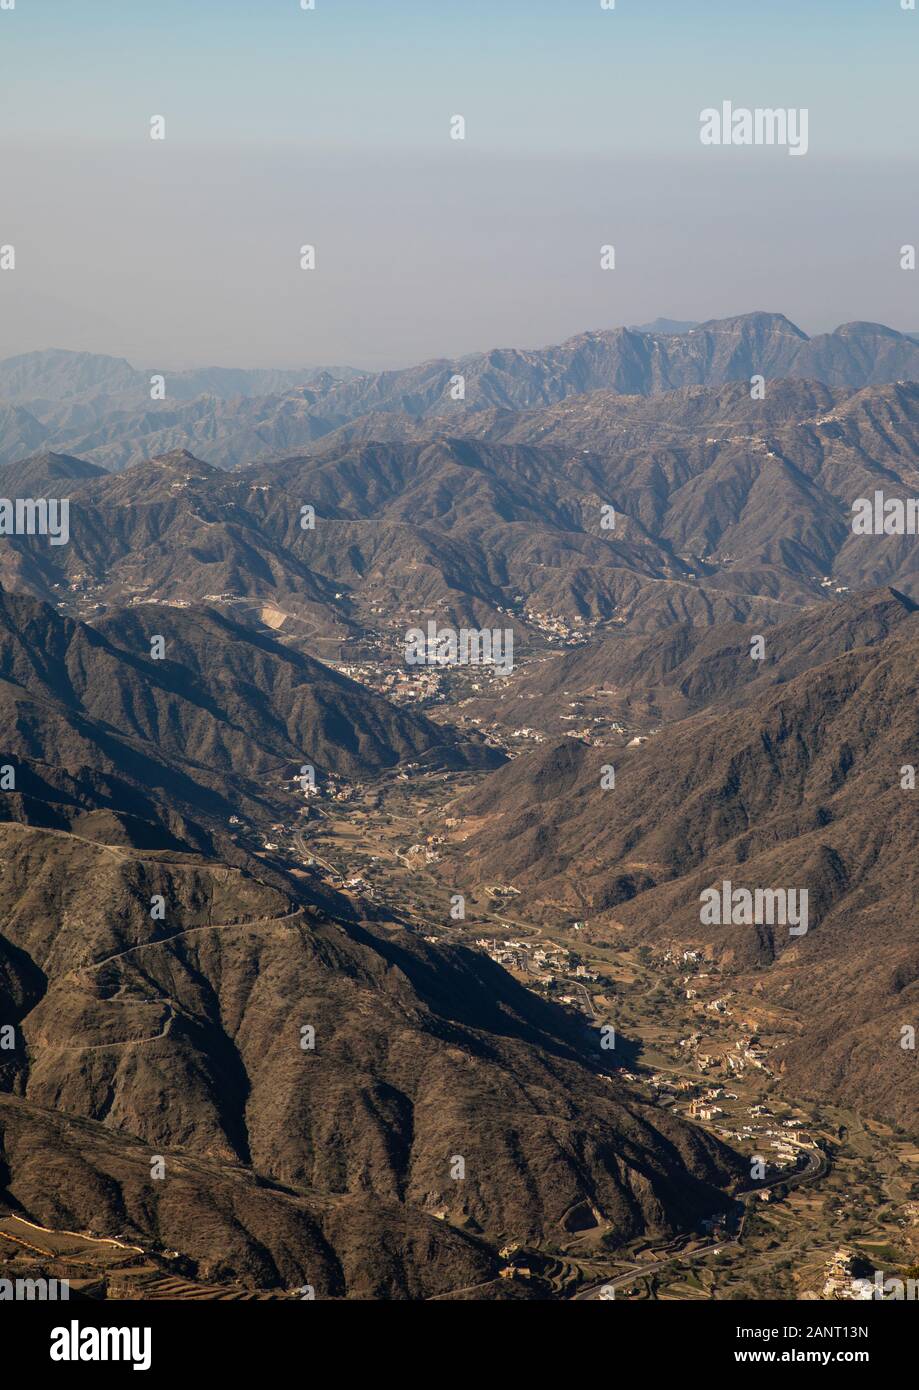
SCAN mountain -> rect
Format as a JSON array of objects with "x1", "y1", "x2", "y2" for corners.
[
  {"x1": 460, "y1": 588, "x2": 919, "y2": 735},
  {"x1": 0, "y1": 450, "x2": 107, "y2": 495},
  {"x1": 447, "y1": 618, "x2": 919, "y2": 1126},
  {"x1": 0, "y1": 350, "x2": 360, "y2": 473},
  {"x1": 0, "y1": 348, "x2": 358, "y2": 409},
  {"x1": 3, "y1": 315, "x2": 919, "y2": 471},
  {"x1": 0, "y1": 405, "x2": 49, "y2": 464},
  {"x1": 261, "y1": 379, "x2": 919, "y2": 626},
  {"x1": 0, "y1": 587, "x2": 497, "y2": 853},
  {"x1": 0, "y1": 350, "x2": 141, "y2": 403},
  {"x1": 206, "y1": 380, "x2": 919, "y2": 630},
  {"x1": 2, "y1": 316, "x2": 919, "y2": 1299},
  {"x1": 0, "y1": 821, "x2": 741, "y2": 1297},
  {"x1": 0, "y1": 449, "x2": 360, "y2": 650},
  {"x1": 2, "y1": 375, "x2": 918, "y2": 664},
  {"x1": 0, "y1": 1092, "x2": 503, "y2": 1300},
  {"x1": 237, "y1": 313, "x2": 919, "y2": 430}
]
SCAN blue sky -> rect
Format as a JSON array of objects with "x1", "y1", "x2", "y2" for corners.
[
  {"x1": 1, "y1": 1, "x2": 916, "y2": 366},
  {"x1": 2, "y1": 0, "x2": 915, "y2": 153}
]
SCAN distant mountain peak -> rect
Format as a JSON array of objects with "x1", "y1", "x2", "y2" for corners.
[
  {"x1": 2, "y1": 312, "x2": 919, "y2": 473},
  {"x1": 833, "y1": 320, "x2": 903, "y2": 339},
  {"x1": 135, "y1": 448, "x2": 217, "y2": 475},
  {"x1": 695, "y1": 310, "x2": 809, "y2": 338}
]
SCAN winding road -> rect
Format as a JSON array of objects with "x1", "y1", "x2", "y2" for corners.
[
  {"x1": 49, "y1": 907, "x2": 306, "y2": 1051},
  {"x1": 572, "y1": 1142, "x2": 827, "y2": 1299}
]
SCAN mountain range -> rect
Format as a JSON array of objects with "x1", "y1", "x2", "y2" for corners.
[
  {"x1": 0, "y1": 588, "x2": 496, "y2": 860},
  {"x1": 0, "y1": 580, "x2": 741, "y2": 1294},
  {"x1": 1, "y1": 311, "x2": 918, "y2": 1298},
  {"x1": 447, "y1": 590, "x2": 919, "y2": 1127},
  {"x1": 3, "y1": 313, "x2": 919, "y2": 472},
  {"x1": 2, "y1": 371, "x2": 918, "y2": 663}
]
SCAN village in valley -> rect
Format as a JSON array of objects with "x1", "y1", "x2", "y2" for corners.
[{"x1": 224, "y1": 757, "x2": 919, "y2": 1302}]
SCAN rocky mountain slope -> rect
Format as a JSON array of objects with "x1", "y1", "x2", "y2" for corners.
[
  {"x1": 0, "y1": 588, "x2": 495, "y2": 852},
  {"x1": 461, "y1": 587, "x2": 919, "y2": 733},
  {"x1": 2, "y1": 313, "x2": 917, "y2": 1296},
  {"x1": 0, "y1": 822, "x2": 741, "y2": 1296},
  {"x1": 3, "y1": 373, "x2": 919, "y2": 661},
  {"x1": 449, "y1": 617, "x2": 919, "y2": 1125},
  {"x1": 3, "y1": 315, "x2": 919, "y2": 471}
]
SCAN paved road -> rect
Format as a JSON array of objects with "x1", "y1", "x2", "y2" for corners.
[
  {"x1": 572, "y1": 1142, "x2": 827, "y2": 1300},
  {"x1": 293, "y1": 832, "x2": 342, "y2": 881}
]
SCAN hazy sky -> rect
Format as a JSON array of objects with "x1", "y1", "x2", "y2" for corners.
[{"x1": 1, "y1": 0, "x2": 916, "y2": 368}]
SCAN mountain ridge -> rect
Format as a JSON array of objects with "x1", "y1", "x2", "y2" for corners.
[{"x1": 3, "y1": 313, "x2": 918, "y2": 472}]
